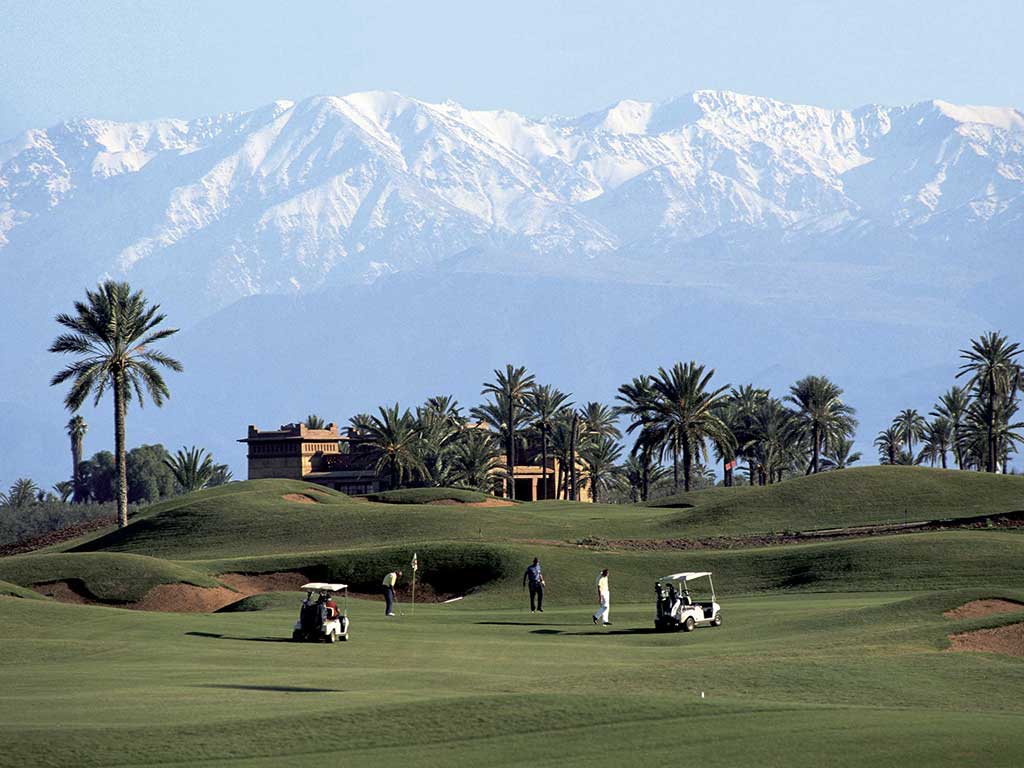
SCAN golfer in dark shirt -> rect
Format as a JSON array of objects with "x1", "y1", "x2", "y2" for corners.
[{"x1": 523, "y1": 557, "x2": 545, "y2": 612}]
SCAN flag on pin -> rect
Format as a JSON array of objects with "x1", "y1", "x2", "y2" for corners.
[{"x1": 411, "y1": 552, "x2": 418, "y2": 572}]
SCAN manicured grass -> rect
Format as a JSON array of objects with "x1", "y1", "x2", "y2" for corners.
[
  {"x1": 0, "y1": 579, "x2": 47, "y2": 600},
  {"x1": 1, "y1": 589, "x2": 1023, "y2": 766},
  {"x1": 652, "y1": 465, "x2": 1024, "y2": 535}
]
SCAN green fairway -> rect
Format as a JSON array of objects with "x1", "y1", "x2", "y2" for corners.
[
  {"x1": 2, "y1": 466, "x2": 1023, "y2": 766},
  {"x1": 1, "y1": 589, "x2": 1023, "y2": 767}
]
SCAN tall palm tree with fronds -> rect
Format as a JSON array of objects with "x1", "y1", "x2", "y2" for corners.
[
  {"x1": 579, "y1": 435, "x2": 623, "y2": 503},
  {"x1": 416, "y1": 396, "x2": 465, "y2": 486},
  {"x1": 616, "y1": 376, "x2": 660, "y2": 501},
  {"x1": 66, "y1": 415, "x2": 88, "y2": 502},
  {"x1": 526, "y1": 384, "x2": 573, "y2": 501},
  {"x1": 621, "y1": 453, "x2": 670, "y2": 501},
  {"x1": 304, "y1": 414, "x2": 326, "y2": 429},
  {"x1": 728, "y1": 385, "x2": 770, "y2": 486},
  {"x1": 957, "y1": 332, "x2": 1023, "y2": 472},
  {"x1": 49, "y1": 282, "x2": 182, "y2": 527},
  {"x1": 479, "y1": 365, "x2": 535, "y2": 499},
  {"x1": 874, "y1": 426, "x2": 902, "y2": 465},
  {"x1": 931, "y1": 385, "x2": 971, "y2": 469},
  {"x1": 358, "y1": 404, "x2": 425, "y2": 490},
  {"x1": 785, "y1": 375, "x2": 857, "y2": 474},
  {"x1": 892, "y1": 409, "x2": 927, "y2": 460},
  {"x1": 164, "y1": 446, "x2": 218, "y2": 493},
  {"x1": 919, "y1": 417, "x2": 953, "y2": 468},
  {"x1": 53, "y1": 480, "x2": 75, "y2": 503},
  {"x1": 649, "y1": 362, "x2": 734, "y2": 492}
]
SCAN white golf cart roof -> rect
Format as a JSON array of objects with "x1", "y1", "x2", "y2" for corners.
[
  {"x1": 301, "y1": 582, "x2": 348, "y2": 592},
  {"x1": 661, "y1": 572, "x2": 712, "y2": 582}
]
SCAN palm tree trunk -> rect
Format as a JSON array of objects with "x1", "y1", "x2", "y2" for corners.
[
  {"x1": 672, "y1": 445, "x2": 679, "y2": 491},
  {"x1": 987, "y1": 376, "x2": 996, "y2": 473},
  {"x1": 541, "y1": 428, "x2": 549, "y2": 501},
  {"x1": 71, "y1": 434, "x2": 83, "y2": 503},
  {"x1": 114, "y1": 372, "x2": 128, "y2": 528},
  {"x1": 641, "y1": 451, "x2": 649, "y2": 502},
  {"x1": 507, "y1": 399, "x2": 516, "y2": 498},
  {"x1": 811, "y1": 425, "x2": 821, "y2": 473},
  {"x1": 569, "y1": 413, "x2": 579, "y2": 501},
  {"x1": 682, "y1": 438, "x2": 692, "y2": 493}
]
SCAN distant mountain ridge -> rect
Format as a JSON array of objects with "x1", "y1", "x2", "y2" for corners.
[{"x1": 2, "y1": 89, "x2": 1022, "y2": 316}]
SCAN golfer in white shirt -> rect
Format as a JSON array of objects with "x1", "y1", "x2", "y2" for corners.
[{"x1": 592, "y1": 568, "x2": 611, "y2": 626}]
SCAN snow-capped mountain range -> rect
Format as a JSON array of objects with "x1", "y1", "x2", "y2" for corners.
[{"x1": 2, "y1": 89, "x2": 1022, "y2": 315}]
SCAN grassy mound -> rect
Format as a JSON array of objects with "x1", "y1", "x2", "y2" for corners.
[
  {"x1": 215, "y1": 592, "x2": 299, "y2": 613},
  {"x1": 0, "y1": 552, "x2": 220, "y2": 603},
  {"x1": 363, "y1": 487, "x2": 493, "y2": 504},
  {"x1": 0, "y1": 579, "x2": 48, "y2": 600},
  {"x1": 651, "y1": 466, "x2": 1024, "y2": 535},
  {"x1": 200, "y1": 543, "x2": 517, "y2": 597}
]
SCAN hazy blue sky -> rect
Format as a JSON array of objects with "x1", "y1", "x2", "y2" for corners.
[{"x1": 1, "y1": 0, "x2": 1021, "y2": 138}]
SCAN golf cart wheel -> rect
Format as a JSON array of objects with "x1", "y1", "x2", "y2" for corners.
[
  {"x1": 712, "y1": 612, "x2": 722, "y2": 627},
  {"x1": 328, "y1": 630, "x2": 338, "y2": 643},
  {"x1": 292, "y1": 630, "x2": 302, "y2": 642},
  {"x1": 340, "y1": 631, "x2": 349, "y2": 642},
  {"x1": 683, "y1": 616, "x2": 696, "y2": 632}
]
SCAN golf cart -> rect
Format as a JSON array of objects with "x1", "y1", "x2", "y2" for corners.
[
  {"x1": 293, "y1": 583, "x2": 350, "y2": 642},
  {"x1": 654, "y1": 571, "x2": 721, "y2": 632}
]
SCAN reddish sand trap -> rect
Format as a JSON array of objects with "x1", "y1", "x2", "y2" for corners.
[
  {"x1": 943, "y1": 599, "x2": 1024, "y2": 620},
  {"x1": 426, "y1": 498, "x2": 515, "y2": 507},
  {"x1": 948, "y1": 622, "x2": 1024, "y2": 657},
  {"x1": 282, "y1": 493, "x2": 316, "y2": 503},
  {"x1": 218, "y1": 571, "x2": 309, "y2": 594},
  {"x1": 33, "y1": 571, "x2": 311, "y2": 613}
]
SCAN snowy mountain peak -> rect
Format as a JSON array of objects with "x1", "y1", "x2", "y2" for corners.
[{"x1": 1, "y1": 89, "x2": 1022, "y2": 312}]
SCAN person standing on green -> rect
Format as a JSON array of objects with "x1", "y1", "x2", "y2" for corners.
[
  {"x1": 383, "y1": 569, "x2": 402, "y2": 616},
  {"x1": 592, "y1": 568, "x2": 611, "y2": 626},
  {"x1": 523, "y1": 557, "x2": 545, "y2": 613}
]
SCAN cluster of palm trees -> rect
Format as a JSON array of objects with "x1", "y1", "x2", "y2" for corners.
[
  {"x1": 877, "y1": 332, "x2": 1022, "y2": 472},
  {"x1": 615, "y1": 364, "x2": 858, "y2": 498},
  {"x1": 347, "y1": 363, "x2": 859, "y2": 502},
  {"x1": 345, "y1": 367, "x2": 625, "y2": 501}
]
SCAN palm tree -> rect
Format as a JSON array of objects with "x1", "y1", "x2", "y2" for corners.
[
  {"x1": 579, "y1": 435, "x2": 623, "y2": 503},
  {"x1": 892, "y1": 409, "x2": 927, "y2": 459},
  {"x1": 785, "y1": 375, "x2": 857, "y2": 474},
  {"x1": 416, "y1": 396, "x2": 465, "y2": 486},
  {"x1": 957, "y1": 332, "x2": 1023, "y2": 472},
  {"x1": 65, "y1": 415, "x2": 88, "y2": 502},
  {"x1": 164, "y1": 446, "x2": 218, "y2": 493},
  {"x1": 874, "y1": 426, "x2": 902, "y2": 465},
  {"x1": 820, "y1": 437, "x2": 862, "y2": 470},
  {"x1": 357, "y1": 404, "x2": 425, "y2": 490},
  {"x1": 0, "y1": 478, "x2": 40, "y2": 509},
  {"x1": 919, "y1": 417, "x2": 953, "y2": 468},
  {"x1": 616, "y1": 376, "x2": 659, "y2": 501},
  {"x1": 304, "y1": 414, "x2": 326, "y2": 429},
  {"x1": 479, "y1": 365, "x2": 535, "y2": 499},
  {"x1": 527, "y1": 384, "x2": 573, "y2": 501},
  {"x1": 931, "y1": 386, "x2": 971, "y2": 469},
  {"x1": 649, "y1": 362, "x2": 734, "y2": 492},
  {"x1": 49, "y1": 281, "x2": 182, "y2": 527},
  {"x1": 621, "y1": 453, "x2": 670, "y2": 502},
  {"x1": 449, "y1": 429, "x2": 505, "y2": 492},
  {"x1": 728, "y1": 385, "x2": 770, "y2": 487},
  {"x1": 53, "y1": 481, "x2": 74, "y2": 503},
  {"x1": 749, "y1": 398, "x2": 800, "y2": 484}
]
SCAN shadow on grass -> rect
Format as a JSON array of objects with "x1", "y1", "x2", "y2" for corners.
[
  {"x1": 474, "y1": 621, "x2": 574, "y2": 627},
  {"x1": 530, "y1": 627, "x2": 661, "y2": 636},
  {"x1": 184, "y1": 631, "x2": 293, "y2": 643},
  {"x1": 196, "y1": 684, "x2": 341, "y2": 693}
]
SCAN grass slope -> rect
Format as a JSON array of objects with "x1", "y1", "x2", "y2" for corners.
[
  {"x1": 364, "y1": 487, "x2": 494, "y2": 504},
  {"x1": 1, "y1": 588, "x2": 1023, "y2": 766},
  {"x1": 652, "y1": 465, "x2": 1024, "y2": 535}
]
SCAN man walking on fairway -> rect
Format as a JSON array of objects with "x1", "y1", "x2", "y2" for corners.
[
  {"x1": 593, "y1": 568, "x2": 611, "y2": 626},
  {"x1": 383, "y1": 569, "x2": 402, "y2": 616},
  {"x1": 523, "y1": 557, "x2": 545, "y2": 613}
]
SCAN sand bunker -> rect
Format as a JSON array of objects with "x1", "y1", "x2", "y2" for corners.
[
  {"x1": 33, "y1": 580, "x2": 93, "y2": 605},
  {"x1": 128, "y1": 583, "x2": 242, "y2": 613},
  {"x1": 282, "y1": 493, "x2": 317, "y2": 503},
  {"x1": 427, "y1": 498, "x2": 515, "y2": 507},
  {"x1": 948, "y1": 622, "x2": 1024, "y2": 657},
  {"x1": 943, "y1": 599, "x2": 1024, "y2": 620}
]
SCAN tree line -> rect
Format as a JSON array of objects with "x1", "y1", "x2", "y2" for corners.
[{"x1": 876, "y1": 332, "x2": 1023, "y2": 471}]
